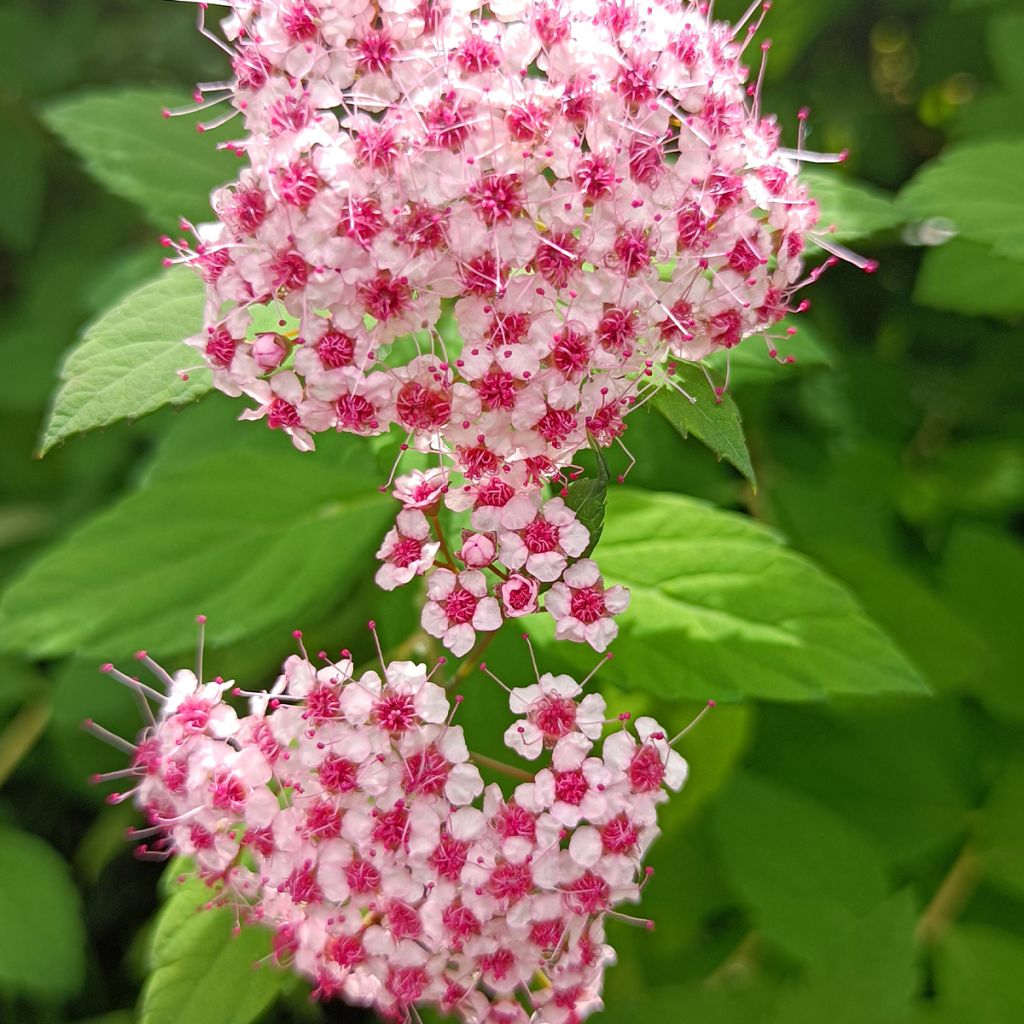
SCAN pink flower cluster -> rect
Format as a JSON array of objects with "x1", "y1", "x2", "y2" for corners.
[
  {"x1": 174, "y1": 0, "x2": 834, "y2": 479},
  {"x1": 379, "y1": 467, "x2": 628, "y2": 654},
  {"x1": 93, "y1": 635, "x2": 691, "y2": 1024}
]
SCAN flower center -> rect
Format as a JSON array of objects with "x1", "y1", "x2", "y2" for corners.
[{"x1": 570, "y1": 586, "x2": 607, "y2": 624}]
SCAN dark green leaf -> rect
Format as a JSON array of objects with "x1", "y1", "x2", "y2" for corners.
[
  {"x1": 652, "y1": 365, "x2": 755, "y2": 485},
  {"x1": 974, "y1": 760, "x2": 1024, "y2": 902},
  {"x1": 0, "y1": 826, "x2": 86, "y2": 999},
  {"x1": 915, "y1": 240, "x2": 1024, "y2": 318},
  {"x1": 934, "y1": 925, "x2": 1024, "y2": 1024},
  {"x1": 710, "y1": 772, "x2": 891, "y2": 962},
  {"x1": 39, "y1": 269, "x2": 210, "y2": 455},
  {"x1": 42, "y1": 87, "x2": 240, "y2": 228},
  {"x1": 564, "y1": 442, "x2": 610, "y2": 553}
]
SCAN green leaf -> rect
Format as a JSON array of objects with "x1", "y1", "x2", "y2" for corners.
[
  {"x1": 0, "y1": 427, "x2": 392, "y2": 657},
  {"x1": 974, "y1": 760, "x2": 1024, "y2": 902},
  {"x1": 941, "y1": 527, "x2": 1024, "y2": 723},
  {"x1": 652, "y1": 365, "x2": 755, "y2": 485},
  {"x1": 769, "y1": 891, "x2": 916, "y2": 1024},
  {"x1": 899, "y1": 141, "x2": 1024, "y2": 262},
  {"x1": 39, "y1": 269, "x2": 210, "y2": 455},
  {"x1": 934, "y1": 925, "x2": 1024, "y2": 1024},
  {"x1": 988, "y1": 13, "x2": 1024, "y2": 97},
  {"x1": 803, "y1": 169, "x2": 903, "y2": 242},
  {"x1": 141, "y1": 879, "x2": 284, "y2": 1024},
  {"x1": 914, "y1": 239, "x2": 1024, "y2": 318},
  {"x1": 535, "y1": 488, "x2": 926, "y2": 702},
  {"x1": 42, "y1": 87, "x2": 240, "y2": 228},
  {"x1": 710, "y1": 772, "x2": 891, "y2": 963},
  {"x1": 0, "y1": 826, "x2": 86, "y2": 999},
  {"x1": 564, "y1": 442, "x2": 610, "y2": 553}
]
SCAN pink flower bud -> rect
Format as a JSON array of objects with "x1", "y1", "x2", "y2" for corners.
[
  {"x1": 460, "y1": 532, "x2": 496, "y2": 568},
  {"x1": 252, "y1": 332, "x2": 288, "y2": 371},
  {"x1": 499, "y1": 573, "x2": 539, "y2": 617}
]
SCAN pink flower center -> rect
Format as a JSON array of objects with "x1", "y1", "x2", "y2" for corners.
[
  {"x1": 481, "y1": 948, "x2": 516, "y2": 981},
  {"x1": 728, "y1": 237, "x2": 763, "y2": 275},
  {"x1": 488, "y1": 861, "x2": 533, "y2": 903},
  {"x1": 537, "y1": 408, "x2": 578, "y2": 446},
  {"x1": 554, "y1": 768, "x2": 588, "y2": 805},
  {"x1": 506, "y1": 100, "x2": 550, "y2": 142},
  {"x1": 224, "y1": 186, "x2": 265, "y2": 233},
  {"x1": 357, "y1": 29, "x2": 396, "y2": 74},
  {"x1": 403, "y1": 745, "x2": 450, "y2": 796},
  {"x1": 268, "y1": 398, "x2": 301, "y2": 430},
  {"x1": 564, "y1": 871, "x2": 611, "y2": 914},
  {"x1": 443, "y1": 587, "x2": 479, "y2": 625},
  {"x1": 488, "y1": 312, "x2": 530, "y2": 347},
  {"x1": 303, "y1": 800, "x2": 342, "y2": 839},
  {"x1": 533, "y1": 695, "x2": 578, "y2": 741},
  {"x1": 475, "y1": 477, "x2": 515, "y2": 508},
  {"x1": 335, "y1": 394, "x2": 378, "y2": 432},
  {"x1": 468, "y1": 173, "x2": 525, "y2": 226},
  {"x1": 569, "y1": 585, "x2": 607, "y2": 625},
  {"x1": 396, "y1": 381, "x2": 451, "y2": 430},
  {"x1": 534, "y1": 232, "x2": 580, "y2": 288},
  {"x1": 278, "y1": 160, "x2": 318, "y2": 207},
  {"x1": 176, "y1": 697, "x2": 210, "y2": 733},
  {"x1": 628, "y1": 744, "x2": 666, "y2": 792},
  {"x1": 425, "y1": 94, "x2": 475, "y2": 151},
  {"x1": 430, "y1": 835, "x2": 469, "y2": 881},
  {"x1": 269, "y1": 251, "x2": 308, "y2": 292},
  {"x1": 282, "y1": 1, "x2": 318, "y2": 41},
  {"x1": 504, "y1": 580, "x2": 535, "y2": 611},
  {"x1": 601, "y1": 814, "x2": 640, "y2": 854},
  {"x1": 496, "y1": 802, "x2": 536, "y2": 841},
  {"x1": 390, "y1": 535, "x2": 424, "y2": 569},
  {"x1": 574, "y1": 152, "x2": 616, "y2": 202},
  {"x1": 374, "y1": 692, "x2": 417, "y2": 732},
  {"x1": 522, "y1": 518, "x2": 561, "y2": 554},
  {"x1": 371, "y1": 805, "x2": 409, "y2": 851},
  {"x1": 551, "y1": 327, "x2": 593, "y2": 378},
  {"x1": 478, "y1": 370, "x2": 518, "y2": 411},
  {"x1": 387, "y1": 966, "x2": 429, "y2": 1006},
  {"x1": 316, "y1": 330, "x2": 355, "y2": 369},
  {"x1": 346, "y1": 858, "x2": 381, "y2": 894},
  {"x1": 612, "y1": 226, "x2": 653, "y2": 277},
  {"x1": 318, "y1": 754, "x2": 357, "y2": 793},
  {"x1": 211, "y1": 770, "x2": 246, "y2": 813},
  {"x1": 386, "y1": 901, "x2": 422, "y2": 940},
  {"x1": 282, "y1": 863, "x2": 322, "y2": 905},
  {"x1": 442, "y1": 904, "x2": 480, "y2": 948},
  {"x1": 456, "y1": 35, "x2": 501, "y2": 73},
  {"x1": 354, "y1": 124, "x2": 399, "y2": 170},
  {"x1": 530, "y1": 919, "x2": 564, "y2": 949},
  {"x1": 327, "y1": 934, "x2": 364, "y2": 968},
  {"x1": 339, "y1": 196, "x2": 386, "y2": 247},
  {"x1": 358, "y1": 273, "x2": 411, "y2": 322},
  {"x1": 304, "y1": 685, "x2": 340, "y2": 723}
]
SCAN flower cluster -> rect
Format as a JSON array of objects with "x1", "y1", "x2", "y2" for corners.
[
  {"x1": 91, "y1": 633, "x2": 693, "y2": 1024},
  {"x1": 379, "y1": 467, "x2": 628, "y2": 654},
  {"x1": 173, "y1": 0, "x2": 842, "y2": 483}
]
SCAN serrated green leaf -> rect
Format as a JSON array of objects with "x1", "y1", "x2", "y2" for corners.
[
  {"x1": 0, "y1": 429, "x2": 391, "y2": 657},
  {"x1": 533, "y1": 488, "x2": 926, "y2": 702},
  {"x1": 652, "y1": 365, "x2": 755, "y2": 485},
  {"x1": 804, "y1": 169, "x2": 903, "y2": 242},
  {"x1": 42, "y1": 87, "x2": 239, "y2": 228},
  {"x1": 39, "y1": 269, "x2": 210, "y2": 455},
  {"x1": 899, "y1": 141, "x2": 1024, "y2": 262},
  {"x1": 914, "y1": 239, "x2": 1024, "y2": 318},
  {"x1": 934, "y1": 925, "x2": 1024, "y2": 1024},
  {"x1": 141, "y1": 879, "x2": 283, "y2": 1024},
  {"x1": 0, "y1": 827, "x2": 86, "y2": 999},
  {"x1": 710, "y1": 773, "x2": 891, "y2": 963}
]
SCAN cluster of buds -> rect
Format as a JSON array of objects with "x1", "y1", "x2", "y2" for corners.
[
  {"x1": 171, "y1": 0, "x2": 852, "y2": 483},
  {"x1": 378, "y1": 467, "x2": 628, "y2": 654},
  {"x1": 88, "y1": 627, "x2": 703, "y2": 1024}
]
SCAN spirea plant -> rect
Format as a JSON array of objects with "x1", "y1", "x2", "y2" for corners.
[{"x1": 33, "y1": 1, "x2": 898, "y2": 1022}]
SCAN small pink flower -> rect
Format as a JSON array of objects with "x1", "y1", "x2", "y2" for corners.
[
  {"x1": 251, "y1": 332, "x2": 289, "y2": 371},
  {"x1": 544, "y1": 559, "x2": 629, "y2": 652},
  {"x1": 392, "y1": 468, "x2": 447, "y2": 514},
  {"x1": 503, "y1": 674, "x2": 606, "y2": 760},
  {"x1": 498, "y1": 574, "x2": 539, "y2": 618},
  {"x1": 421, "y1": 569, "x2": 502, "y2": 656},
  {"x1": 497, "y1": 496, "x2": 590, "y2": 582},
  {"x1": 375, "y1": 510, "x2": 440, "y2": 591}
]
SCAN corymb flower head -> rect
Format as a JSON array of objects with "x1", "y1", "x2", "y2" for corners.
[
  {"x1": 88, "y1": 623, "x2": 712, "y2": 1024},
  {"x1": 169, "y1": 0, "x2": 864, "y2": 495}
]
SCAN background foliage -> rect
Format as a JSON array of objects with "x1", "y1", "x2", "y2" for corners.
[{"x1": 1, "y1": 0, "x2": 1022, "y2": 1022}]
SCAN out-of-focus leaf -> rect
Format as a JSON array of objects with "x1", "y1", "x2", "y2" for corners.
[
  {"x1": 974, "y1": 761, "x2": 1024, "y2": 902},
  {"x1": 988, "y1": 13, "x2": 1024, "y2": 97},
  {"x1": 710, "y1": 772, "x2": 890, "y2": 962},
  {"x1": 750, "y1": 700, "x2": 974, "y2": 862},
  {"x1": 0, "y1": 431, "x2": 391, "y2": 657},
  {"x1": 804, "y1": 170, "x2": 903, "y2": 242},
  {"x1": 914, "y1": 240, "x2": 1024, "y2": 318},
  {"x1": 933, "y1": 925, "x2": 1024, "y2": 1024},
  {"x1": 899, "y1": 141, "x2": 1024, "y2": 261},
  {"x1": 0, "y1": 826, "x2": 86, "y2": 999},
  {"x1": 0, "y1": 108, "x2": 46, "y2": 251},
  {"x1": 39, "y1": 269, "x2": 210, "y2": 455},
  {"x1": 42, "y1": 87, "x2": 239, "y2": 227},
  {"x1": 603, "y1": 983, "x2": 778, "y2": 1024},
  {"x1": 141, "y1": 878, "x2": 284, "y2": 1024},
  {"x1": 769, "y1": 891, "x2": 916, "y2": 1024},
  {"x1": 941, "y1": 527, "x2": 1024, "y2": 723},
  {"x1": 653, "y1": 365, "x2": 755, "y2": 485},
  {"x1": 533, "y1": 488, "x2": 926, "y2": 702}
]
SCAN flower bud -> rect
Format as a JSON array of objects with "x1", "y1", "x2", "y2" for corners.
[
  {"x1": 460, "y1": 532, "x2": 496, "y2": 568},
  {"x1": 252, "y1": 332, "x2": 289, "y2": 371}
]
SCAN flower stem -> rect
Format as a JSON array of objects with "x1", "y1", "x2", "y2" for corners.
[
  {"x1": 469, "y1": 751, "x2": 533, "y2": 783},
  {"x1": 0, "y1": 697, "x2": 52, "y2": 789},
  {"x1": 915, "y1": 844, "x2": 981, "y2": 946}
]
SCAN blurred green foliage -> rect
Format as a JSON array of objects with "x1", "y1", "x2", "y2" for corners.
[{"x1": 1, "y1": 1, "x2": 1022, "y2": 1022}]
